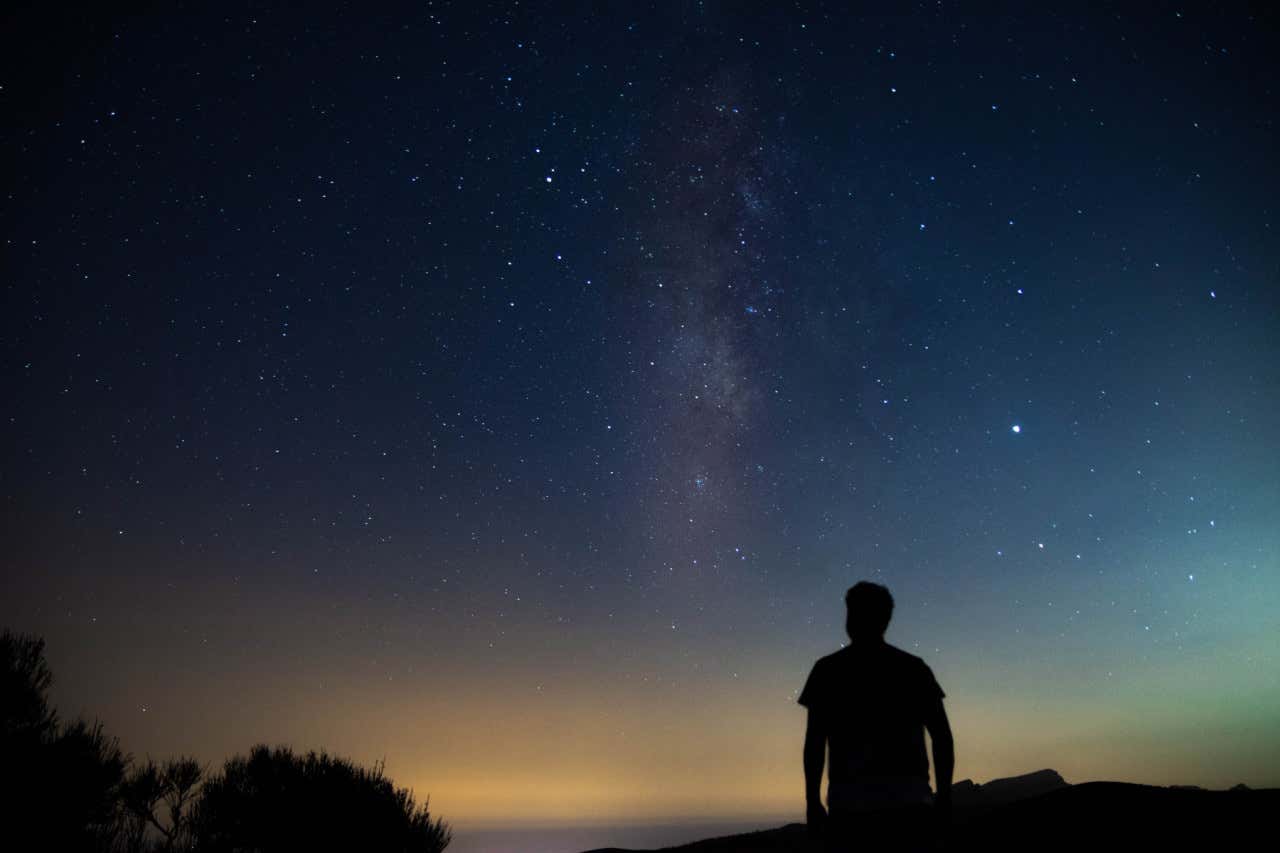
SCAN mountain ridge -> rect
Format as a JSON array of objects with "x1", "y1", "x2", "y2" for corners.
[{"x1": 581, "y1": 770, "x2": 1278, "y2": 852}]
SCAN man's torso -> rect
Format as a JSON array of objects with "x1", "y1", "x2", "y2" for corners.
[{"x1": 800, "y1": 642, "x2": 943, "y2": 812}]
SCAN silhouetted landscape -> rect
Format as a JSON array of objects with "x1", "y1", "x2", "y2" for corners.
[
  {"x1": 0, "y1": 630, "x2": 450, "y2": 852},
  {"x1": 583, "y1": 771, "x2": 1279, "y2": 852},
  {"x1": 6, "y1": 627, "x2": 1278, "y2": 852}
]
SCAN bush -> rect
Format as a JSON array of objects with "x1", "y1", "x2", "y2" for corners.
[
  {"x1": 193, "y1": 745, "x2": 451, "y2": 852},
  {"x1": 0, "y1": 630, "x2": 58, "y2": 740},
  {"x1": 1, "y1": 631, "x2": 127, "y2": 851},
  {"x1": 1, "y1": 631, "x2": 450, "y2": 852},
  {"x1": 119, "y1": 756, "x2": 205, "y2": 852}
]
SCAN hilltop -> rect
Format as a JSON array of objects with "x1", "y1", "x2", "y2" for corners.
[{"x1": 583, "y1": 771, "x2": 1278, "y2": 852}]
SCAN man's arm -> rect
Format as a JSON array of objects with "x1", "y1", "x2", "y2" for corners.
[
  {"x1": 924, "y1": 696, "x2": 954, "y2": 807},
  {"x1": 803, "y1": 707, "x2": 827, "y2": 824}
]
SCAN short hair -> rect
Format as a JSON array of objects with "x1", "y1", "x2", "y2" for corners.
[{"x1": 845, "y1": 581, "x2": 894, "y2": 635}]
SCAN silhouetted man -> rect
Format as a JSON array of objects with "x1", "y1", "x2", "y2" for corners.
[{"x1": 800, "y1": 582, "x2": 954, "y2": 852}]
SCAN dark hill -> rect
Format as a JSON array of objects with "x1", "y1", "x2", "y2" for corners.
[
  {"x1": 951, "y1": 767, "x2": 1068, "y2": 808},
  {"x1": 583, "y1": 780, "x2": 1279, "y2": 852}
]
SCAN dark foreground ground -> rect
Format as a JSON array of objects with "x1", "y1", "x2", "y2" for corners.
[{"x1": 584, "y1": 782, "x2": 1279, "y2": 852}]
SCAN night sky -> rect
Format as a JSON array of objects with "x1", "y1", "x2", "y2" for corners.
[{"x1": 4, "y1": 1, "x2": 1279, "y2": 836}]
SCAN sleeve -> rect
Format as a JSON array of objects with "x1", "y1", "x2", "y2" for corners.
[
  {"x1": 798, "y1": 659, "x2": 824, "y2": 709},
  {"x1": 921, "y1": 661, "x2": 945, "y2": 700}
]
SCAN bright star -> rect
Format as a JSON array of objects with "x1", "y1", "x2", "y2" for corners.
[{"x1": 1011, "y1": 424, "x2": 1021, "y2": 434}]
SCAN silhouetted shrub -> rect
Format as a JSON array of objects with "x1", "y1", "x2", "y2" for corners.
[
  {"x1": 1, "y1": 630, "x2": 451, "y2": 852},
  {"x1": 1, "y1": 630, "x2": 58, "y2": 740},
  {"x1": 1, "y1": 630, "x2": 127, "y2": 851},
  {"x1": 192, "y1": 745, "x2": 451, "y2": 852},
  {"x1": 120, "y1": 756, "x2": 205, "y2": 852}
]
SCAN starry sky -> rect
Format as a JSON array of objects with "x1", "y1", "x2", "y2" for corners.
[{"x1": 3, "y1": 0, "x2": 1279, "y2": 834}]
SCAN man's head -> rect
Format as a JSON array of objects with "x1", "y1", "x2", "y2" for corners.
[{"x1": 845, "y1": 581, "x2": 894, "y2": 641}]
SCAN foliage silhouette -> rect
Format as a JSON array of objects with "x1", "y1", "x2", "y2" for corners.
[
  {"x1": 1, "y1": 630, "x2": 128, "y2": 851},
  {"x1": 1, "y1": 629, "x2": 451, "y2": 852},
  {"x1": 0, "y1": 630, "x2": 58, "y2": 740},
  {"x1": 120, "y1": 757, "x2": 205, "y2": 852},
  {"x1": 193, "y1": 744, "x2": 451, "y2": 852}
]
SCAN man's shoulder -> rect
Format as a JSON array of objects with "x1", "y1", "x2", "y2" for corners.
[
  {"x1": 802, "y1": 641, "x2": 943, "y2": 707},
  {"x1": 816, "y1": 642, "x2": 930, "y2": 666},
  {"x1": 804, "y1": 647, "x2": 850, "y2": 686},
  {"x1": 816, "y1": 643, "x2": 937, "y2": 683},
  {"x1": 812, "y1": 646, "x2": 850, "y2": 667},
  {"x1": 881, "y1": 642, "x2": 932, "y2": 668}
]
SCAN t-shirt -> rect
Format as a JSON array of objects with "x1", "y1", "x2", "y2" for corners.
[{"x1": 798, "y1": 641, "x2": 945, "y2": 790}]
